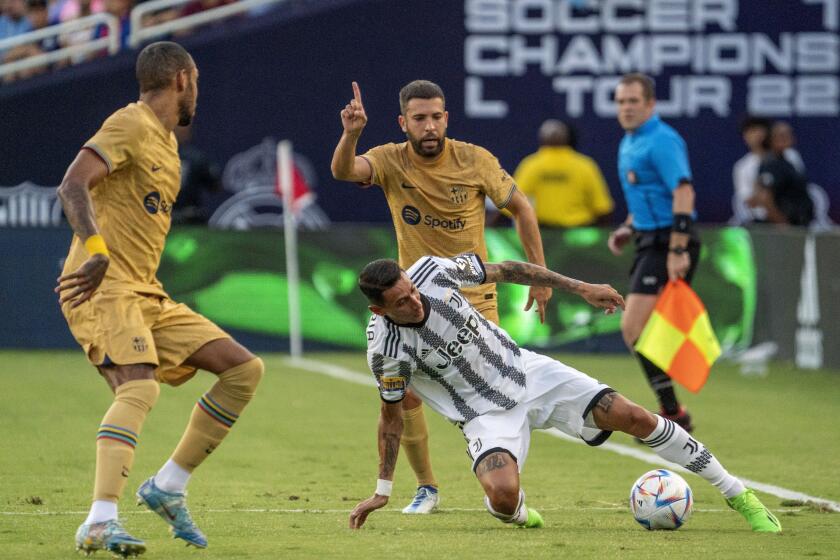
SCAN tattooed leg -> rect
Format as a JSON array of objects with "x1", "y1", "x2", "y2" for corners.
[
  {"x1": 474, "y1": 450, "x2": 521, "y2": 519},
  {"x1": 590, "y1": 391, "x2": 658, "y2": 439}
]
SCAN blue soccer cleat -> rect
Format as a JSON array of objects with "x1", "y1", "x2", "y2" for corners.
[
  {"x1": 136, "y1": 477, "x2": 207, "y2": 548},
  {"x1": 401, "y1": 485, "x2": 440, "y2": 514},
  {"x1": 75, "y1": 519, "x2": 146, "y2": 557}
]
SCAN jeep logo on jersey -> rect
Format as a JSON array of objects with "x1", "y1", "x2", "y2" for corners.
[
  {"x1": 143, "y1": 191, "x2": 172, "y2": 215},
  {"x1": 402, "y1": 205, "x2": 421, "y2": 225},
  {"x1": 432, "y1": 313, "x2": 481, "y2": 369},
  {"x1": 449, "y1": 185, "x2": 468, "y2": 205}
]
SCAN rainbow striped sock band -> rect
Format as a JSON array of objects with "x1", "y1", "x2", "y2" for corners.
[
  {"x1": 197, "y1": 393, "x2": 238, "y2": 427},
  {"x1": 97, "y1": 424, "x2": 139, "y2": 448}
]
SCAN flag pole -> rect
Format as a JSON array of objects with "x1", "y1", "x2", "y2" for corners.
[{"x1": 277, "y1": 140, "x2": 303, "y2": 359}]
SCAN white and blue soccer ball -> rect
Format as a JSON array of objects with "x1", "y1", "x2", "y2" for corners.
[{"x1": 629, "y1": 469, "x2": 693, "y2": 530}]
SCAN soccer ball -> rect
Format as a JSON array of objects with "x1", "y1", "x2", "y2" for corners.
[{"x1": 629, "y1": 469, "x2": 693, "y2": 530}]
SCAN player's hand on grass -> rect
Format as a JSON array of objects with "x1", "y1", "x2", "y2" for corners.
[
  {"x1": 349, "y1": 493, "x2": 389, "y2": 529},
  {"x1": 341, "y1": 81, "x2": 367, "y2": 135},
  {"x1": 55, "y1": 253, "x2": 109, "y2": 308},
  {"x1": 525, "y1": 286, "x2": 552, "y2": 323},
  {"x1": 607, "y1": 224, "x2": 633, "y2": 256},
  {"x1": 578, "y1": 283, "x2": 625, "y2": 314},
  {"x1": 667, "y1": 252, "x2": 690, "y2": 281}
]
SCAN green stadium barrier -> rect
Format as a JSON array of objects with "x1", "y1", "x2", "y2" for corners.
[{"x1": 156, "y1": 226, "x2": 757, "y2": 355}]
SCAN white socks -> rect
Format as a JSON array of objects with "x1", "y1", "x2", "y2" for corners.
[
  {"x1": 84, "y1": 500, "x2": 117, "y2": 524},
  {"x1": 643, "y1": 415, "x2": 745, "y2": 499},
  {"x1": 153, "y1": 459, "x2": 191, "y2": 494},
  {"x1": 83, "y1": 459, "x2": 190, "y2": 525},
  {"x1": 484, "y1": 490, "x2": 528, "y2": 525}
]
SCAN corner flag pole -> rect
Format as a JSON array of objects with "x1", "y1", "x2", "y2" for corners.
[{"x1": 277, "y1": 140, "x2": 303, "y2": 359}]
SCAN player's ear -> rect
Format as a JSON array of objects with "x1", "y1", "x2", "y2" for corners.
[
  {"x1": 369, "y1": 304, "x2": 386, "y2": 317},
  {"x1": 398, "y1": 114, "x2": 407, "y2": 133},
  {"x1": 175, "y1": 69, "x2": 187, "y2": 92}
]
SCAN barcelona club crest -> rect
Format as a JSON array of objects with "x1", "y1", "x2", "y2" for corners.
[{"x1": 449, "y1": 185, "x2": 468, "y2": 205}]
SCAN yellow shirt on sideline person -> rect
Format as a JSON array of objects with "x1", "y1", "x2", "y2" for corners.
[{"x1": 514, "y1": 146, "x2": 614, "y2": 228}]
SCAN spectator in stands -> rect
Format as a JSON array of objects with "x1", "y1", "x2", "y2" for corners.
[
  {"x1": 53, "y1": 0, "x2": 103, "y2": 25},
  {"x1": 0, "y1": 0, "x2": 58, "y2": 83},
  {"x1": 57, "y1": 0, "x2": 98, "y2": 58},
  {"x1": 1, "y1": 42, "x2": 45, "y2": 82},
  {"x1": 0, "y1": 0, "x2": 33, "y2": 43},
  {"x1": 93, "y1": 0, "x2": 132, "y2": 50},
  {"x1": 513, "y1": 119, "x2": 613, "y2": 228},
  {"x1": 731, "y1": 116, "x2": 771, "y2": 225},
  {"x1": 751, "y1": 121, "x2": 814, "y2": 226},
  {"x1": 26, "y1": 0, "x2": 57, "y2": 49}
]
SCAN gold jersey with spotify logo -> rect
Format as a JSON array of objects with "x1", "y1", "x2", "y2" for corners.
[
  {"x1": 361, "y1": 138, "x2": 516, "y2": 323},
  {"x1": 61, "y1": 101, "x2": 228, "y2": 384}
]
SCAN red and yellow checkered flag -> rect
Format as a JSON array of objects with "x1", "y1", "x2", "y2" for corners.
[{"x1": 634, "y1": 280, "x2": 721, "y2": 393}]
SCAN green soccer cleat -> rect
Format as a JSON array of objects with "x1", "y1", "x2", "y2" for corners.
[
  {"x1": 522, "y1": 508, "x2": 544, "y2": 528},
  {"x1": 75, "y1": 519, "x2": 146, "y2": 557},
  {"x1": 726, "y1": 489, "x2": 782, "y2": 533}
]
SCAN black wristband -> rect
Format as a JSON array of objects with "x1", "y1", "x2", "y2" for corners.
[{"x1": 672, "y1": 213, "x2": 692, "y2": 234}]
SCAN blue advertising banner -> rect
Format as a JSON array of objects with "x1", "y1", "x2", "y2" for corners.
[{"x1": 1, "y1": 0, "x2": 837, "y2": 223}]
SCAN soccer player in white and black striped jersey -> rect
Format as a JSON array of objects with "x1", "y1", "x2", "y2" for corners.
[{"x1": 348, "y1": 254, "x2": 781, "y2": 533}]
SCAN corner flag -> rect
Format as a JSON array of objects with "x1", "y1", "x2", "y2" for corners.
[{"x1": 634, "y1": 280, "x2": 721, "y2": 393}]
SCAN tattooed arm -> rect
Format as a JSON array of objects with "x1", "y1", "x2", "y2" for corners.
[
  {"x1": 483, "y1": 261, "x2": 625, "y2": 313},
  {"x1": 377, "y1": 400, "x2": 403, "y2": 482},
  {"x1": 349, "y1": 400, "x2": 403, "y2": 529},
  {"x1": 55, "y1": 149, "x2": 111, "y2": 308}
]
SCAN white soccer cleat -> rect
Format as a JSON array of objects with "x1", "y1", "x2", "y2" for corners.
[{"x1": 401, "y1": 485, "x2": 439, "y2": 514}]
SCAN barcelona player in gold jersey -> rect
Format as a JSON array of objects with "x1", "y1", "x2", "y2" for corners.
[
  {"x1": 332, "y1": 80, "x2": 551, "y2": 514},
  {"x1": 56, "y1": 42, "x2": 264, "y2": 557}
]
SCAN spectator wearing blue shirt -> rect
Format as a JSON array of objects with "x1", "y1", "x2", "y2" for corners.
[
  {"x1": 0, "y1": 0, "x2": 33, "y2": 42},
  {"x1": 608, "y1": 73, "x2": 700, "y2": 433}
]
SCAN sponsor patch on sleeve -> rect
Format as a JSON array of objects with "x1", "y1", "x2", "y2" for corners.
[{"x1": 379, "y1": 376, "x2": 407, "y2": 402}]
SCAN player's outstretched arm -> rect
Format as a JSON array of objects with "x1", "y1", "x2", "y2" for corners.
[
  {"x1": 349, "y1": 399, "x2": 404, "y2": 529},
  {"x1": 484, "y1": 261, "x2": 625, "y2": 314},
  {"x1": 331, "y1": 81, "x2": 373, "y2": 184},
  {"x1": 505, "y1": 190, "x2": 552, "y2": 323},
  {"x1": 55, "y1": 149, "x2": 110, "y2": 308}
]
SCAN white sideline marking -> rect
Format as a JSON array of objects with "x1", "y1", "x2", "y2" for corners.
[
  {"x1": 0, "y1": 506, "x2": 754, "y2": 516},
  {"x1": 287, "y1": 357, "x2": 840, "y2": 513}
]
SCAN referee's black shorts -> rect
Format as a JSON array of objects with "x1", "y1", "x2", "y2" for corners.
[{"x1": 628, "y1": 228, "x2": 701, "y2": 295}]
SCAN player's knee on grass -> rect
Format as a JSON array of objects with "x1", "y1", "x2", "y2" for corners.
[
  {"x1": 485, "y1": 484, "x2": 520, "y2": 516},
  {"x1": 218, "y1": 357, "x2": 264, "y2": 401},
  {"x1": 475, "y1": 451, "x2": 520, "y2": 515}
]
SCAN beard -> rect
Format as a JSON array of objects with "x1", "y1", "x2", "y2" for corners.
[
  {"x1": 407, "y1": 132, "x2": 445, "y2": 158},
  {"x1": 177, "y1": 98, "x2": 194, "y2": 127}
]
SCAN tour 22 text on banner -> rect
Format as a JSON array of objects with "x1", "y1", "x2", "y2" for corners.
[{"x1": 634, "y1": 281, "x2": 721, "y2": 393}]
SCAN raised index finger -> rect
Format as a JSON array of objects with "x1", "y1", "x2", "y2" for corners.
[{"x1": 352, "y1": 81, "x2": 363, "y2": 106}]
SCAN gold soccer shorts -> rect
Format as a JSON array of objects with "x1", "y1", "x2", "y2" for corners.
[
  {"x1": 62, "y1": 290, "x2": 230, "y2": 386},
  {"x1": 468, "y1": 294, "x2": 499, "y2": 326}
]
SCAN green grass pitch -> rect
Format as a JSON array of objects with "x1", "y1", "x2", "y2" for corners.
[{"x1": 1, "y1": 350, "x2": 838, "y2": 559}]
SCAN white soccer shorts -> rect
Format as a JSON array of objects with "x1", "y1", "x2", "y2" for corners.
[{"x1": 461, "y1": 349, "x2": 614, "y2": 472}]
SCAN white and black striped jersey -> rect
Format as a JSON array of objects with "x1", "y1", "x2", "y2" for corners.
[{"x1": 366, "y1": 254, "x2": 527, "y2": 424}]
